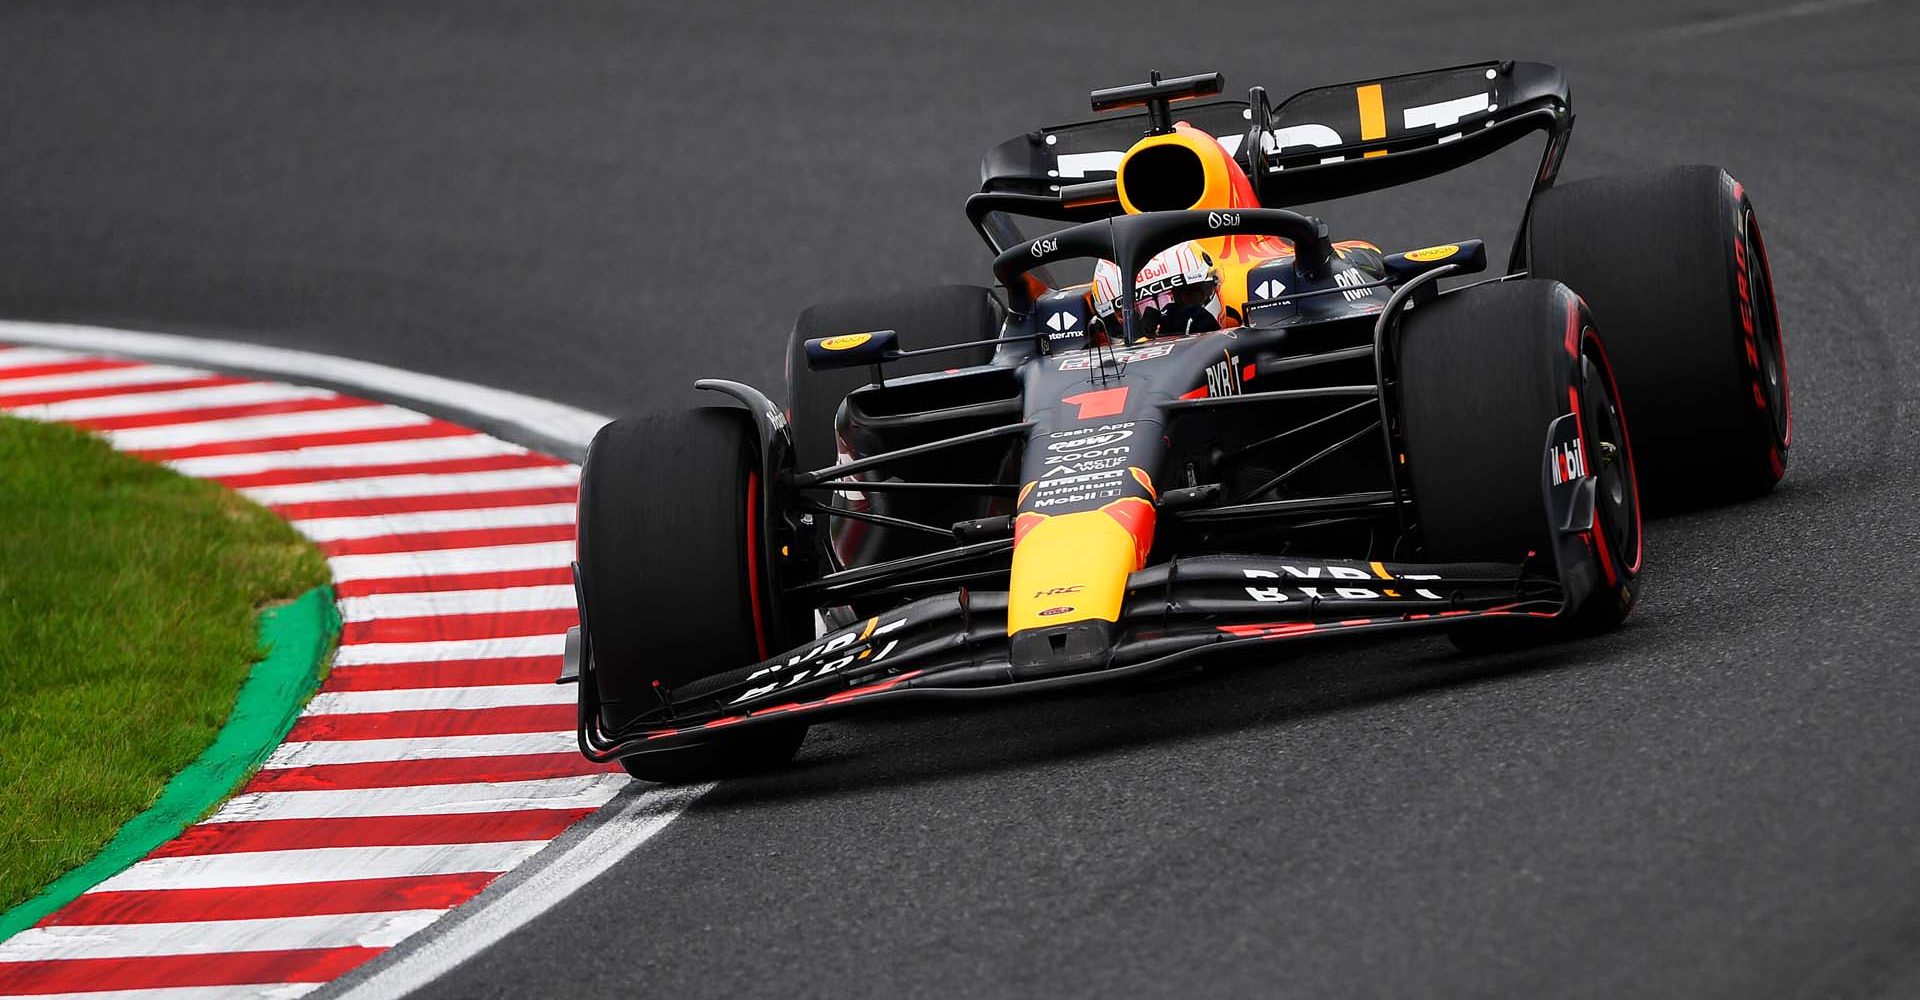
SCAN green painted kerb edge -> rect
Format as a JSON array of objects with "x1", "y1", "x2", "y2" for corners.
[{"x1": 0, "y1": 585, "x2": 340, "y2": 939}]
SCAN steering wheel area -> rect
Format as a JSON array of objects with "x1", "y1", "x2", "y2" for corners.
[{"x1": 991, "y1": 208, "x2": 1336, "y2": 345}]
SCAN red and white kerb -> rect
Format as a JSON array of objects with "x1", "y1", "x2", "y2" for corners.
[{"x1": 0, "y1": 344, "x2": 616, "y2": 999}]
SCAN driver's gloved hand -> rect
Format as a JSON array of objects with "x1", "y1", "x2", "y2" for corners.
[{"x1": 1157, "y1": 303, "x2": 1221, "y2": 337}]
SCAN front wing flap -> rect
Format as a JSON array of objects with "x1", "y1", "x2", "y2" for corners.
[{"x1": 575, "y1": 554, "x2": 1558, "y2": 759}]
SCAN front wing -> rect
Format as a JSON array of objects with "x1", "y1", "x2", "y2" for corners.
[
  {"x1": 571, "y1": 554, "x2": 1563, "y2": 761},
  {"x1": 568, "y1": 412, "x2": 1608, "y2": 762}
]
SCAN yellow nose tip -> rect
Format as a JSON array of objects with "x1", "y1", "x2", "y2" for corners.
[{"x1": 1005, "y1": 497, "x2": 1156, "y2": 635}]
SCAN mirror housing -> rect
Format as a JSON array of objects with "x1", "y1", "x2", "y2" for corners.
[
  {"x1": 1381, "y1": 239, "x2": 1486, "y2": 280},
  {"x1": 803, "y1": 329, "x2": 900, "y2": 371}
]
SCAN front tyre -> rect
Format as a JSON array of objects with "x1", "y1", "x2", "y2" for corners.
[
  {"x1": 575, "y1": 409, "x2": 807, "y2": 782},
  {"x1": 1398, "y1": 280, "x2": 1642, "y2": 650}
]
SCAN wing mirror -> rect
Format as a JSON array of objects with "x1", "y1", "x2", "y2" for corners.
[{"x1": 802, "y1": 329, "x2": 901, "y2": 371}]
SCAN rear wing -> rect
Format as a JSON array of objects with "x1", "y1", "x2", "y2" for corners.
[
  {"x1": 1244, "y1": 61, "x2": 1571, "y2": 206},
  {"x1": 972, "y1": 61, "x2": 1572, "y2": 265}
]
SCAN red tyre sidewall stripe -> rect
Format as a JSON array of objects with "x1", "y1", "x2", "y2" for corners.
[
  {"x1": 1561, "y1": 298, "x2": 1618, "y2": 588},
  {"x1": 745, "y1": 469, "x2": 771, "y2": 660},
  {"x1": 1581, "y1": 324, "x2": 1645, "y2": 578},
  {"x1": 1746, "y1": 201, "x2": 1792, "y2": 453}
]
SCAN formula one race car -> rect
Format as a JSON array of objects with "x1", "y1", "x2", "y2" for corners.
[{"x1": 561, "y1": 62, "x2": 1791, "y2": 781}]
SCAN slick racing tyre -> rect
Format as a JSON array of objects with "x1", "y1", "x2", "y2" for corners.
[
  {"x1": 1398, "y1": 279, "x2": 1642, "y2": 651},
  {"x1": 1526, "y1": 166, "x2": 1789, "y2": 510},
  {"x1": 785, "y1": 284, "x2": 1004, "y2": 474},
  {"x1": 576, "y1": 408, "x2": 807, "y2": 782}
]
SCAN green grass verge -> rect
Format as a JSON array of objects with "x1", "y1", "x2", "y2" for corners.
[{"x1": 0, "y1": 414, "x2": 329, "y2": 913}]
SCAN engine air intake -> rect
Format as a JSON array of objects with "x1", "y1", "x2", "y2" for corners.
[{"x1": 1119, "y1": 144, "x2": 1208, "y2": 212}]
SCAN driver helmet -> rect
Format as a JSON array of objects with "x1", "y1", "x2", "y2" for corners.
[{"x1": 1092, "y1": 241, "x2": 1224, "y2": 341}]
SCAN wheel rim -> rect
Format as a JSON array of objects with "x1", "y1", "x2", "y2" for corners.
[
  {"x1": 1579, "y1": 351, "x2": 1639, "y2": 573},
  {"x1": 1744, "y1": 207, "x2": 1791, "y2": 446}
]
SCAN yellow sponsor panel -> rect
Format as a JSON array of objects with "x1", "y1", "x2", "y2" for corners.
[
  {"x1": 819, "y1": 333, "x2": 872, "y2": 351},
  {"x1": 1006, "y1": 511, "x2": 1138, "y2": 634},
  {"x1": 1403, "y1": 244, "x2": 1459, "y2": 262}
]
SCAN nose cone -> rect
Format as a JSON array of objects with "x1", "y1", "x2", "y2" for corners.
[
  {"x1": 1007, "y1": 505, "x2": 1145, "y2": 632},
  {"x1": 1004, "y1": 497, "x2": 1156, "y2": 676},
  {"x1": 1009, "y1": 619, "x2": 1114, "y2": 679}
]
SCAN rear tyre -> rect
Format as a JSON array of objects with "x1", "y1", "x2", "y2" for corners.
[
  {"x1": 1397, "y1": 280, "x2": 1642, "y2": 652},
  {"x1": 576, "y1": 409, "x2": 806, "y2": 782},
  {"x1": 785, "y1": 284, "x2": 1003, "y2": 473},
  {"x1": 1527, "y1": 166, "x2": 1789, "y2": 510}
]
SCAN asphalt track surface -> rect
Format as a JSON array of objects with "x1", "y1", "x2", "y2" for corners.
[{"x1": 4, "y1": 1, "x2": 1918, "y2": 997}]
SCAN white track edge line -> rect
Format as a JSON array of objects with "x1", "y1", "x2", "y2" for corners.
[
  {"x1": 322, "y1": 783, "x2": 710, "y2": 1000},
  {"x1": 0, "y1": 320, "x2": 610, "y2": 457}
]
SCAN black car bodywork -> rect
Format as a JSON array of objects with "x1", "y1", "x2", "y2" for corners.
[{"x1": 567, "y1": 61, "x2": 1651, "y2": 761}]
